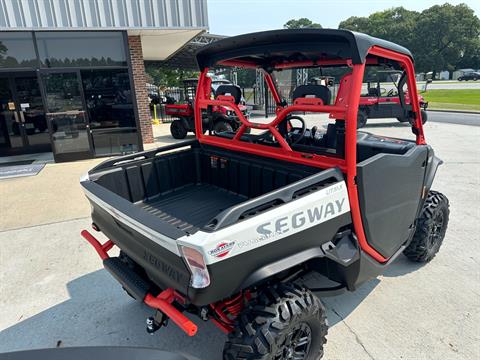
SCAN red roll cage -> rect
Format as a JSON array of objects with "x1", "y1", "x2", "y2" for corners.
[{"x1": 194, "y1": 46, "x2": 426, "y2": 264}]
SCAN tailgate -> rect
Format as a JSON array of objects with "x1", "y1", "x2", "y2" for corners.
[{"x1": 81, "y1": 179, "x2": 192, "y2": 292}]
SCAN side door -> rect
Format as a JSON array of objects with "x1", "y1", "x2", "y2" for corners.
[{"x1": 356, "y1": 144, "x2": 428, "y2": 258}]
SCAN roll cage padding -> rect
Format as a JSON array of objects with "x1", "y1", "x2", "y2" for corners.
[
  {"x1": 215, "y1": 85, "x2": 242, "y2": 104},
  {"x1": 292, "y1": 84, "x2": 332, "y2": 105}
]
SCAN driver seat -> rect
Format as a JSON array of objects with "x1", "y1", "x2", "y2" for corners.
[
  {"x1": 215, "y1": 85, "x2": 242, "y2": 104},
  {"x1": 292, "y1": 85, "x2": 331, "y2": 105}
]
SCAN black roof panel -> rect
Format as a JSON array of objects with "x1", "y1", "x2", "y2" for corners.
[{"x1": 196, "y1": 29, "x2": 413, "y2": 70}]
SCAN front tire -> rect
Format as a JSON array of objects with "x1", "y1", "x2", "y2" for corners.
[
  {"x1": 403, "y1": 190, "x2": 449, "y2": 263},
  {"x1": 170, "y1": 120, "x2": 188, "y2": 139},
  {"x1": 357, "y1": 110, "x2": 368, "y2": 128},
  {"x1": 223, "y1": 283, "x2": 328, "y2": 360}
]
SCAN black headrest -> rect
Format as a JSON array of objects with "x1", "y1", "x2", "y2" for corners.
[
  {"x1": 292, "y1": 85, "x2": 331, "y2": 105},
  {"x1": 215, "y1": 85, "x2": 242, "y2": 104},
  {"x1": 368, "y1": 87, "x2": 380, "y2": 96}
]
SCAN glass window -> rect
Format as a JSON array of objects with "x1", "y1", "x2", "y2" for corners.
[
  {"x1": 81, "y1": 69, "x2": 135, "y2": 128},
  {"x1": 89, "y1": 127, "x2": 139, "y2": 156},
  {"x1": 36, "y1": 31, "x2": 127, "y2": 68},
  {"x1": 0, "y1": 32, "x2": 37, "y2": 68},
  {"x1": 42, "y1": 72, "x2": 91, "y2": 156},
  {"x1": 42, "y1": 72, "x2": 83, "y2": 112},
  {"x1": 81, "y1": 68, "x2": 138, "y2": 155}
]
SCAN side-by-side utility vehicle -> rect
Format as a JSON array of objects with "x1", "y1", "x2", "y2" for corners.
[
  {"x1": 166, "y1": 78, "x2": 249, "y2": 139},
  {"x1": 81, "y1": 29, "x2": 449, "y2": 359},
  {"x1": 358, "y1": 69, "x2": 429, "y2": 128}
]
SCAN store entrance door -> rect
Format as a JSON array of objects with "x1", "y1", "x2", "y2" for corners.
[{"x1": 0, "y1": 72, "x2": 51, "y2": 156}]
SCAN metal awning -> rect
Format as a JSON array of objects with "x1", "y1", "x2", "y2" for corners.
[{"x1": 145, "y1": 33, "x2": 226, "y2": 70}]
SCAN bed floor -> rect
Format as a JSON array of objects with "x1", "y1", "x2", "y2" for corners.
[{"x1": 139, "y1": 183, "x2": 247, "y2": 233}]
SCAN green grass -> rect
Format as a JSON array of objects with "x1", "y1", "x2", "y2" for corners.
[{"x1": 421, "y1": 89, "x2": 480, "y2": 111}]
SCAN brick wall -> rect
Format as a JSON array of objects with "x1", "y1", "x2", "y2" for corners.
[{"x1": 128, "y1": 35, "x2": 153, "y2": 144}]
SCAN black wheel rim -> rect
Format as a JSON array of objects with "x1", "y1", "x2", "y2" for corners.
[
  {"x1": 427, "y1": 210, "x2": 445, "y2": 254},
  {"x1": 275, "y1": 322, "x2": 312, "y2": 360}
]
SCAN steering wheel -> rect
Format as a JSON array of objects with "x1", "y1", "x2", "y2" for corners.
[{"x1": 286, "y1": 115, "x2": 306, "y2": 145}]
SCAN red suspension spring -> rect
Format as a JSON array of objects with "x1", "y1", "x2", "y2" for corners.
[{"x1": 210, "y1": 291, "x2": 250, "y2": 333}]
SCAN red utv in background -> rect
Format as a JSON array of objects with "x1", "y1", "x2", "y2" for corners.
[
  {"x1": 357, "y1": 70, "x2": 428, "y2": 128},
  {"x1": 166, "y1": 78, "x2": 250, "y2": 139}
]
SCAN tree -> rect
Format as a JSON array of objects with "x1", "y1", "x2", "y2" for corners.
[
  {"x1": 284, "y1": 18, "x2": 322, "y2": 29},
  {"x1": 414, "y1": 3, "x2": 480, "y2": 75},
  {"x1": 339, "y1": 7, "x2": 418, "y2": 49},
  {"x1": 339, "y1": 4, "x2": 480, "y2": 75},
  {"x1": 145, "y1": 64, "x2": 198, "y2": 87},
  {"x1": 456, "y1": 38, "x2": 480, "y2": 70}
]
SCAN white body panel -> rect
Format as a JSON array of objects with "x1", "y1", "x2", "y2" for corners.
[{"x1": 178, "y1": 181, "x2": 350, "y2": 264}]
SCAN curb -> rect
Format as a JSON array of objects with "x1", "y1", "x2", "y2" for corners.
[{"x1": 427, "y1": 109, "x2": 480, "y2": 115}]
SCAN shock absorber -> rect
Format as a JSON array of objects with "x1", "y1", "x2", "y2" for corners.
[{"x1": 210, "y1": 291, "x2": 250, "y2": 333}]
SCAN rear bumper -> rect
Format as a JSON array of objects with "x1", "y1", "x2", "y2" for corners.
[{"x1": 81, "y1": 230, "x2": 198, "y2": 337}]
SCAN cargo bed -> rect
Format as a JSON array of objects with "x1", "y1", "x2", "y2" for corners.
[{"x1": 83, "y1": 140, "x2": 338, "y2": 235}]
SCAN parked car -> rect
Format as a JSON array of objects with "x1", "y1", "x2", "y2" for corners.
[{"x1": 458, "y1": 72, "x2": 480, "y2": 81}]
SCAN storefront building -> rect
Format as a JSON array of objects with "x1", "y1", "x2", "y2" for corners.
[{"x1": 0, "y1": 0, "x2": 208, "y2": 162}]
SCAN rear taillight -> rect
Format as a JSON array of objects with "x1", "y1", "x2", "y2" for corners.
[{"x1": 181, "y1": 246, "x2": 210, "y2": 289}]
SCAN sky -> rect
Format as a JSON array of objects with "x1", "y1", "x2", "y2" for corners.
[{"x1": 206, "y1": 0, "x2": 480, "y2": 36}]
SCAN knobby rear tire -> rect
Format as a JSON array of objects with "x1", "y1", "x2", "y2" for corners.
[{"x1": 223, "y1": 283, "x2": 328, "y2": 360}]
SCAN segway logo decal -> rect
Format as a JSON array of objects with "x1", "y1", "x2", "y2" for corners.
[
  {"x1": 208, "y1": 241, "x2": 235, "y2": 258},
  {"x1": 255, "y1": 198, "x2": 346, "y2": 241}
]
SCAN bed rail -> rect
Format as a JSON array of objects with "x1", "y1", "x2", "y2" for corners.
[{"x1": 207, "y1": 167, "x2": 343, "y2": 230}]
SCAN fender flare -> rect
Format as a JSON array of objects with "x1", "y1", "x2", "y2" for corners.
[
  {"x1": 240, "y1": 233, "x2": 360, "y2": 289},
  {"x1": 425, "y1": 149, "x2": 443, "y2": 191},
  {"x1": 240, "y1": 247, "x2": 325, "y2": 289}
]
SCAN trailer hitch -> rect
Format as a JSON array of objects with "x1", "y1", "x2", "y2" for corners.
[
  {"x1": 146, "y1": 310, "x2": 168, "y2": 334},
  {"x1": 80, "y1": 229, "x2": 198, "y2": 337}
]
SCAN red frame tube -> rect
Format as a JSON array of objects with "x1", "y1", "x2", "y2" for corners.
[
  {"x1": 80, "y1": 230, "x2": 198, "y2": 336},
  {"x1": 343, "y1": 64, "x2": 387, "y2": 263},
  {"x1": 144, "y1": 292, "x2": 198, "y2": 336},
  {"x1": 218, "y1": 58, "x2": 379, "y2": 70},
  {"x1": 368, "y1": 46, "x2": 426, "y2": 145},
  {"x1": 81, "y1": 230, "x2": 113, "y2": 260},
  {"x1": 264, "y1": 71, "x2": 282, "y2": 105}
]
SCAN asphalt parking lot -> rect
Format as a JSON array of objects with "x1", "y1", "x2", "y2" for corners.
[{"x1": 0, "y1": 118, "x2": 479, "y2": 359}]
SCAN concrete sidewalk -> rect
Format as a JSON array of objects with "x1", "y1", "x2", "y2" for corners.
[
  {"x1": 0, "y1": 125, "x2": 188, "y2": 232},
  {"x1": 1, "y1": 120, "x2": 479, "y2": 359}
]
